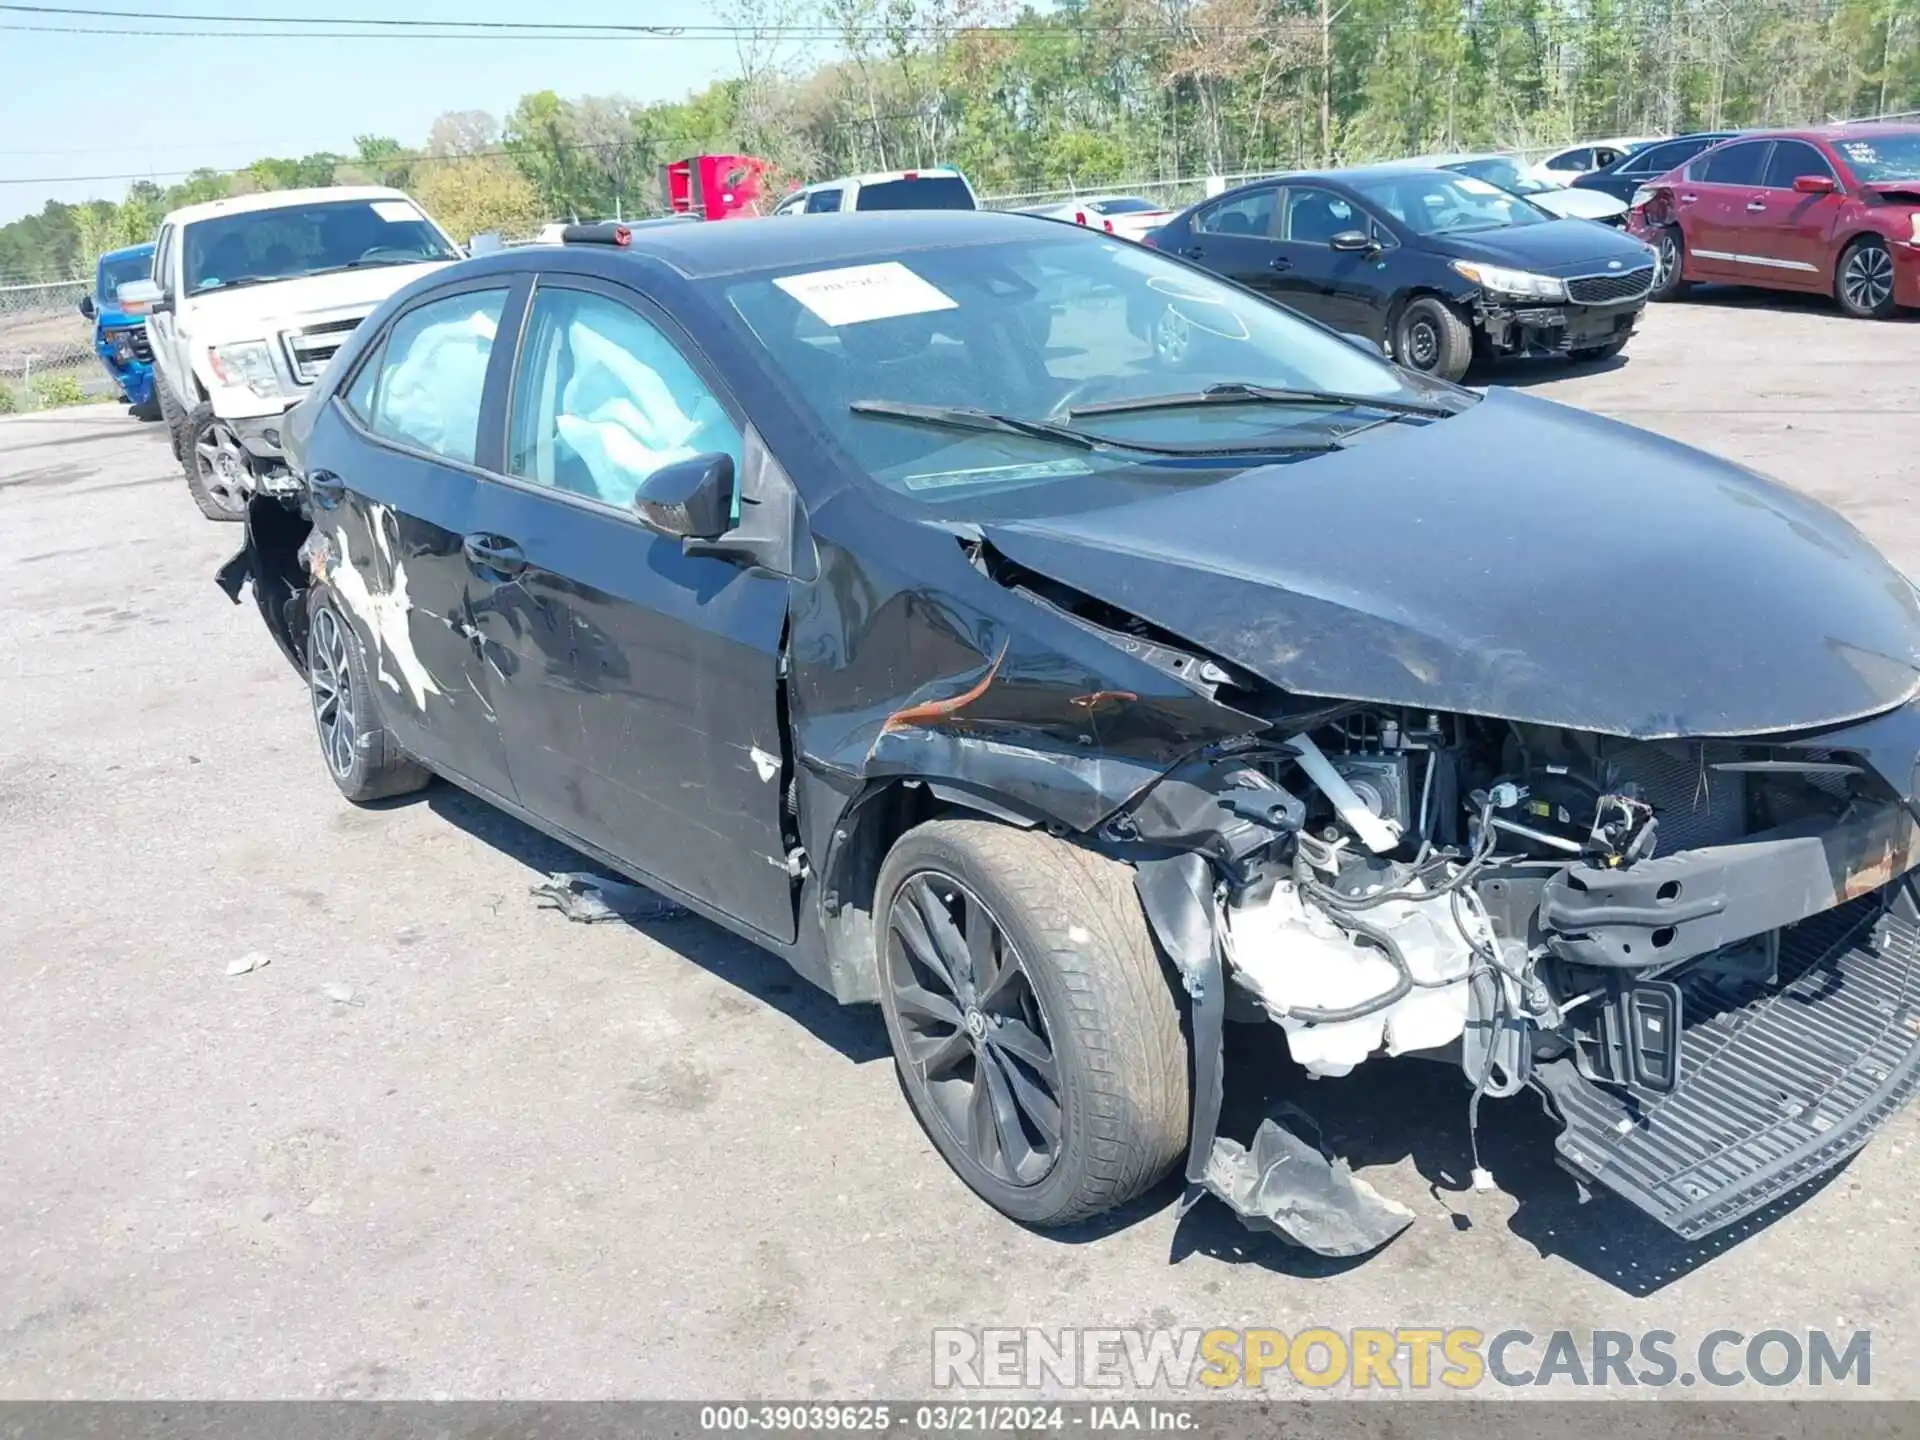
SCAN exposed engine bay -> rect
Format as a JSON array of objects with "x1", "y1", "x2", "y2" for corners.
[{"x1": 1122, "y1": 701, "x2": 1920, "y2": 1250}]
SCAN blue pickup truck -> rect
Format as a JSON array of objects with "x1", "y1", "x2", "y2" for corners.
[{"x1": 77, "y1": 242, "x2": 158, "y2": 417}]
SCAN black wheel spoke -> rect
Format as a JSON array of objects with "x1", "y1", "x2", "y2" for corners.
[
  {"x1": 967, "y1": 1073, "x2": 1001, "y2": 1174},
  {"x1": 987, "y1": 1042, "x2": 1061, "y2": 1149},
  {"x1": 978, "y1": 1047, "x2": 1042, "y2": 1179},
  {"x1": 963, "y1": 892, "x2": 1001, "y2": 1000},
  {"x1": 910, "y1": 878, "x2": 975, "y2": 994},
  {"x1": 987, "y1": 1014, "x2": 1056, "y2": 1085},
  {"x1": 907, "y1": 1025, "x2": 972, "y2": 1080},
  {"x1": 891, "y1": 889, "x2": 959, "y2": 998},
  {"x1": 893, "y1": 979, "x2": 963, "y2": 1029}
]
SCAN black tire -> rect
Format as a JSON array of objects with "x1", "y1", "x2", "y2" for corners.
[
  {"x1": 1649, "y1": 226, "x2": 1689, "y2": 302},
  {"x1": 181, "y1": 402, "x2": 250, "y2": 523},
  {"x1": 875, "y1": 819, "x2": 1189, "y2": 1228},
  {"x1": 1836, "y1": 236, "x2": 1899, "y2": 319},
  {"x1": 130, "y1": 394, "x2": 162, "y2": 422},
  {"x1": 1571, "y1": 335, "x2": 1630, "y2": 364},
  {"x1": 304, "y1": 592, "x2": 432, "y2": 804},
  {"x1": 1393, "y1": 296, "x2": 1473, "y2": 383},
  {"x1": 155, "y1": 373, "x2": 188, "y2": 459}
]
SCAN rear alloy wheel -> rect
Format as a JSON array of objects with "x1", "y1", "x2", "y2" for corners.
[
  {"x1": 183, "y1": 404, "x2": 251, "y2": 522},
  {"x1": 876, "y1": 819, "x2": 1188, "y2": 1228},
  {"x1": 1393, "y1": 296, "x2": 1473, "y2": 383},
  {"x1": 1837, "y1": 237, "x2": 1899, "y2": 319},
  {"x1": 305, "y1": 595, "x2": 432, "y2": 804},
  {"x1": 1649, "y1": 226, "x2": 1689, "y2": 301}
]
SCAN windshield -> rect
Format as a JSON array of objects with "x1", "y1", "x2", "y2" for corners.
[
  {"x1": 182, "y1": 198, "x2": 455, "y2": 296},
  {"x1": 1444, "y1": 156, "x2": 1551, "y2": 196},
  {"x1": 719, "y1": 233, "x2": 1453, "y2": 519},
  {"x1": 1351, "y1": 171, "x2": 1550, "y2": 234},
  {"x1": 854, "y1": 176, "x2": 975, "y2": 212},
  {"x1": 97, "y1": 251, "x2": 152, "y2": 300},
  {"x1": 1835, "y1": 132, "x2": 1920, "y2": 183}
]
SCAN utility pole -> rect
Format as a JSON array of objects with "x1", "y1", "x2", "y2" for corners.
[{"x1": 1319, "y1": 0, "x2": 1332, "y2": 165}]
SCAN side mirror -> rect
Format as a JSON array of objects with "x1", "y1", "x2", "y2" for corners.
[
  {"x1": 1329, "y1": 229, "x2": 1376, "y2": 254},
  {"x1": 117, "y1": 279, "x2": 165, "y2": 313},
  {"x1": 76, "y1": 294, "x2": 95, "y2": 319},
  {"x1": 1793, "y1": 174, "x2": 1837, "y2": 196},
  {"x1": 633, "y1": 452, "x2": 735, "y2": 542}
]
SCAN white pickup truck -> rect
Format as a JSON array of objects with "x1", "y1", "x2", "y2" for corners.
[{"x1": 119, "y1": 186, "x2": 459, "y2": 520}]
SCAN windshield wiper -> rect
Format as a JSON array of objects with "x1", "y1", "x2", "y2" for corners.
[
  {"x1": 300, "y1": 257, "x2": 437, "y2": 279},
  {"x1": 191, "y1": 274, "x2": 285, "y2": 293},
  {"x1": 849, "y1": 399, "x2": 1341, "y2": 455},
  {"x1": 1067, "y1": 382, "x2": 1458, "y2": 420}
]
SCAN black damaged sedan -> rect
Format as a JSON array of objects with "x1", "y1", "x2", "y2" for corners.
[
  {"x1": 221, "y1": 210, "x2": 1920, "y2": 1257},
  {"x1": 1145, "y1": 165, "x2": 1656, "y2": 381}
]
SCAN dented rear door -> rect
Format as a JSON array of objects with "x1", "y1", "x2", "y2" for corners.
[{"x1": 318, "y1": 278, "x2": 522, "y2": 800}]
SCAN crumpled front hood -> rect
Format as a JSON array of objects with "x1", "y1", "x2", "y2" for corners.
[
  {"x1": 1528, "y1": 187, "x2": 1630, "y2": 222},
  {"x1": 985, "y1": 389, "x2": 1920, "y2": 739}
]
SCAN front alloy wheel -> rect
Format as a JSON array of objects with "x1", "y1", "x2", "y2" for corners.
[
  {"x1": 1838, "y1": 238, "x2": 1897, "y2": 319},
  {"x1": 183, "y1": 406, "x2": 252, "y2": 521},
  {"x1": 886, "y1": 872, "x2": 1062, "y2": 1187}
]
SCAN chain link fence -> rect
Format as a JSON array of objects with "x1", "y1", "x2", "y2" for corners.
[{"x1": 0, "y1": 273, "x2": 104, "y2": 414}]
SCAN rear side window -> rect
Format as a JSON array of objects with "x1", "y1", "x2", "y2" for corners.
[
  {"x1": 1701, "y1": 141, "x2": 1770, "y2": 185},
  {"x1": 1628, "y1": 137, "x2": 1709, "y2": 176},
  {"x1": 804, "y1": 188, "x2": 844, "y2": 214},
  {"x1": 505, "y1": 287, "x2": 742, "y2": 511},
  {"x1": 362, "y1": 288, "x2": 509, "y2": 464},
  {"x1": 1763, "y1": 140, "x2": 1835, "y2": 189},
  {"x1": 1549, "y1": 147, "x2": 1593, "y2": 170},
  {"x1": 854, "y1": 176, "x2": 974, "y2": 211},
  {"x1": 1195, "y1": 187, "x2": 1279, "y2": 237}
]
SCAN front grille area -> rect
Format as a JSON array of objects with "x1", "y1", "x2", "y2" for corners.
[
  {"x1": 1568, "y1": 266, "x2": 1654, "y2": 305},
  {"x1": 281, "y1": 315, "x2": 367, "y2": 386}
]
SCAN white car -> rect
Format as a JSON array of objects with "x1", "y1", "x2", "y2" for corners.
[
  {"x1": 1022, "y1": 194, "x2": 1173, "y2": 243},
  {"x1": 119, "y1": 185, "x2": 459, "y2": 520},
  {"x1": 1521, "y1": 137, "x2": 1664, "y2": 186},
  {"x1": 770, "y1": 167, "x2": 978, "y2": 215},
  {"x1": 1414, "y1": 153, "x2": 1630, "y2": 224}
]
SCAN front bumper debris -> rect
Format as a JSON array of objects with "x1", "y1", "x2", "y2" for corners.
[
  {"x1": 1476, "y1": 298, "x2": 1640, "y2": 356},
  {"x1": 1538, "y1": 896, "x2": 1920, "y2": 1238}
]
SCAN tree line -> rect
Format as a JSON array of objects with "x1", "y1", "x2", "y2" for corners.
[{"x1": 4, "y1": 0, "x2": 1916, "y2": 279}]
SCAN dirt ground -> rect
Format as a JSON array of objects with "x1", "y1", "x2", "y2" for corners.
[{"x1": 3, "y1": 285, "x2": 1919, "y2": 1401}]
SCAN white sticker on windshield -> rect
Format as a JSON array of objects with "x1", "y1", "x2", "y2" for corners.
[
  {"x1": 372, "y1": 200, "x2": 422, "y2": 223},
  {"x1": 774, "y1": 261, "x2": 958, "y2": 326},
  {"x1": 1453, "y1": 176, "x2": 1504, "y2": 196}
]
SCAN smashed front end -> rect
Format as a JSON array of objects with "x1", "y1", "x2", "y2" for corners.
[{"x1": 1118, "y1": 700, "x2": 1920, "y2": 1252}]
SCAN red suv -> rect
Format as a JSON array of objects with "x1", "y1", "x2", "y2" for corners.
[{"x1": 1628, "y1": 123, "x2": 1920, "y2": 317}]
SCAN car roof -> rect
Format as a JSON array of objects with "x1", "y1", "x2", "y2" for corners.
[
  {"x1": 606, "y1": 209, "x2": 1066, "y2": 280},
  {"x1": 162, "y1": 184, "x2": 417, "y2": 227},
  {"x1": 99, "y1": 241, "x2": 155, "y2": 261}
]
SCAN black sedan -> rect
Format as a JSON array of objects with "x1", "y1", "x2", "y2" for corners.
[
  {"x1": 1570, "y1": 131, "x2": 1741, "y2": 205},
  {"x1": 219, "y1": 210, "x2": 1920, "y2": 1258},
  {"x1": 1146, "y1": 165, "x2": 1658, "y2": 380}
]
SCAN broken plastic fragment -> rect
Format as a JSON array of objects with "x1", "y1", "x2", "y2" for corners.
[
  {"x1": 1192, "y1": 1115, "x2": 1416, "y2": 1257},
  {"x1": 323, "y1": 982, "x2": 365, "y2": 1007},
  {"x1": 531, "y1": 871, "x2": 689, "y2": 923},
  {"x1": 226, "y1": 952, "x2": 270, "y2": 977}
]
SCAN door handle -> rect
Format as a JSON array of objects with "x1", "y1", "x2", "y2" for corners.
[
  {"x1": 1267, "y1": 256, "x2": 1292, "y2": 272},
  {"x1": 1678, "y1": 192, "x2": 1698, "y2": 205},
  {"x1": 1746, "y1": 199, "x2": 1767, "y2": 211},
  {"x1": 307, "y1": 469, "x2": 345, "y2": 509},
  {"x1": 1180, "y1": 245, "x2": 1205, "y2": 259},
  {"x1": 461, "y1": 532, "x2": 526, "y2": 578}
]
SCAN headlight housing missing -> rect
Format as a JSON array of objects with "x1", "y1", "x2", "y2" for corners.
[
  {"x1": 1451, "y1": 259, "x2": 1569, "y2": 302},
  {"x1": 207, "y1": 340, "x2": 282, "y2": 399}
]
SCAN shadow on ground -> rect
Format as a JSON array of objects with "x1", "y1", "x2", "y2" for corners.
[
  {"x1": 419, "y1": 781, "x2": 892, "y2": 1066},
  {"x1": 394, "y1": 777, "x2": 1842, "y2": 1296}
]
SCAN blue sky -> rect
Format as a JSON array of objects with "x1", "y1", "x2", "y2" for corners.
[{"x1": 0, "y1": 1, "x2": 794, "y2": 223}]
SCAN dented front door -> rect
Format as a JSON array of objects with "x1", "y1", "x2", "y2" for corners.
[{"x1": 466, "y1": 277, "x2": 798, "y2": 942}]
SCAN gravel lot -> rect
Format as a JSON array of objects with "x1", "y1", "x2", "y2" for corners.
[{"x1": 4, "y1": 289, "x2": 1920, "y2": 1402}]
